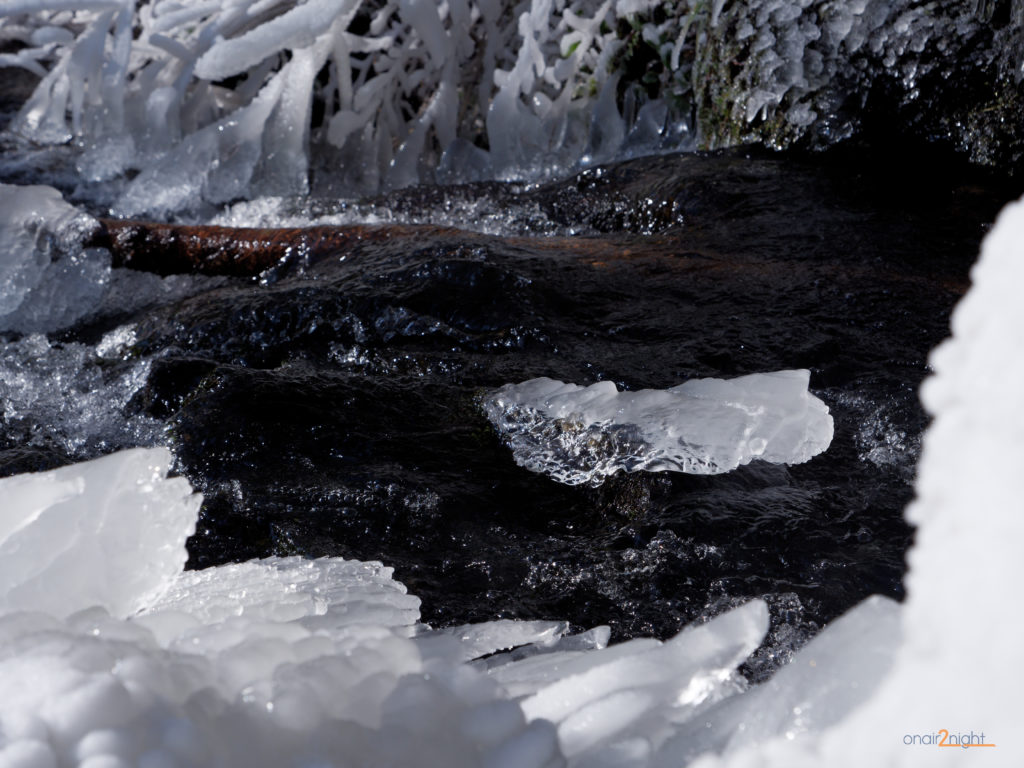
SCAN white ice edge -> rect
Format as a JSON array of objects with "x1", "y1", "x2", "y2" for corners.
[{"x1": 482, "y1": 370, "x2": 834, "y2": 486}]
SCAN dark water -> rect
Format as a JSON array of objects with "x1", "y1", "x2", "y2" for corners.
[{"x1": 3, "y1": 147, "x2": 1010, "y2": 680}]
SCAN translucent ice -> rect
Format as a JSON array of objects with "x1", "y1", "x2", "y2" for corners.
[
  {"x1": 481, "y1": 370, "x2": 833, "y2": 486},
  {"x1": 0, "y1": 183, "x2": 106, "y2": 332},
  {"x1": 510, "y1": 600, "x2": 768, "y2": 761},
  {"x1": 652, "y1": 595, "x2": 900, "y2": 764},
  {"x1": 0, "y1": 447, "x2": 200, "y2": 618}
]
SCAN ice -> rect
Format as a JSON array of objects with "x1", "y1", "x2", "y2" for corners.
[
  {"x1": 682, "y1": 202, "x2": 1024, "y2": 768},
  {"x1": 481, "y1": 370, "x2": 833, "y2": 486},
  {"x1": 0, "y1": 183, "x2": 106, "y2": 332},
  {"x1": 0, "y1": 448, "x2": 199, "y2": 618},
  {"x1": 193, "y1": 0, "x2": 358, "y2": 81},
  {"x1": 417, "y1": 619, "x2": 571, "y2": 662},
  {"x1": 0, "y1": 446, "x2": 784, "y2": 767},
  {"x1": 515, "y1": 600, "x2": 768, "y2": 761},
  {"x1": 147, "y1": 557, "x2": 421, "y2": 638},
  {"x1": 0, "y1": 2, "x2": 1013, "y2": 208},
  {"x1": 0, "y1": 1, "x2": 643, "y2": 208},
  {"x1": 473, "y1": 626, "x2": 613, "y2": 673},
  {"x1": 652, "y1": 595, "x2": 900, "y2": 764},
  {"x1": 0, "y1": 450, "x2": 504, "y2": 765}
]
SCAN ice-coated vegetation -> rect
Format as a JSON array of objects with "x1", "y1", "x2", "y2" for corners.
[
  {"x1": 0, "y1": 0, "x2": 654, "y2": 216},
  {"x1": 2, "y1": 1, "x2": 1019, "y2": 216},
  {"x1": 481, "y1": 370, "x2": 833, "y2": 486}
]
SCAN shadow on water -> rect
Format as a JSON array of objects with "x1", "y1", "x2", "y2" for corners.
[{"x1": 7, "y1": 146, "x2": 1016, "y2": 679}]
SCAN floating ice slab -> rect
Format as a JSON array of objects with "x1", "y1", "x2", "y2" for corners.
[{"x1": 481, "y1": 370, "x2": 833, "y2": 486}]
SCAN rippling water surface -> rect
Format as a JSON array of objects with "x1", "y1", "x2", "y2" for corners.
[{"x1": 0, "y1": 147, "x2": 1009, "y2": 680}]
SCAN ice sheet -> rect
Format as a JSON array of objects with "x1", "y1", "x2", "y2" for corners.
[{"x1": 0, "y1": 447, "x2": 199, "y2": 618}]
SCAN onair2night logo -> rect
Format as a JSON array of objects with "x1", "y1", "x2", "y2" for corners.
[{"x1": 903, "y1": 729, "x2": 996, "y2": 749}]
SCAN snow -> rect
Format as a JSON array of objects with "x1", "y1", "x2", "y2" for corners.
[{"x1": 481, "y1": 370, "x2": 833, "y2": 486}]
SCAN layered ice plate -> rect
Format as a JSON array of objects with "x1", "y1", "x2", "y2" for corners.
[
  {"x1": 0, "y1": 447, "x2": 786, "y2": 768},
  {"x1": 481, "y1": 370, "x2": 834, "y2": 486}
]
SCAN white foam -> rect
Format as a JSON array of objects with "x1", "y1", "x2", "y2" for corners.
[{"x1": 481, "y1": 371, "x2": 834, "y2": 486}]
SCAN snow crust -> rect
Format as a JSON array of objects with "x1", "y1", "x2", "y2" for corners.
[{"x1": 482, "y1": 370, "x2": 833, "y2": 485}]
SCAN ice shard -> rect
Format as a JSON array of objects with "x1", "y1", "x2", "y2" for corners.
[{"x1": 481, "y1": 370, "x2": 833, "y2": 486}]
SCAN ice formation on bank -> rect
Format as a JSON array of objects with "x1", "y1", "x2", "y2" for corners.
[
  {"x1": 481, "y1": 370, "x2": 833, "y2": 486},
  {"x1": 0, "y1": 183, "x2": 108, "y2": 333},
  {"x1": 0, "y1": 446, "x2": 789, "y2": 767},
  {"x1": 686, "y1": 204, "x2": 1024, "y2": 767}
]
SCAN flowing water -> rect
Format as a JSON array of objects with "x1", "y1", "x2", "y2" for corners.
[{"x1": 0, "y1": 144, "x2": 1011, "y2": 682}]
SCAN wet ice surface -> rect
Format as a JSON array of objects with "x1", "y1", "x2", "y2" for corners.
[
  {"x1": 0, "y1": 333, "x2": 161, "y2": 461},
  {"x1": 481, "y1": 372, "x2": 833, "y2": 486},
  {"x1": 0, "y1": 149, "x2": 1003, "y2": 675}
]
